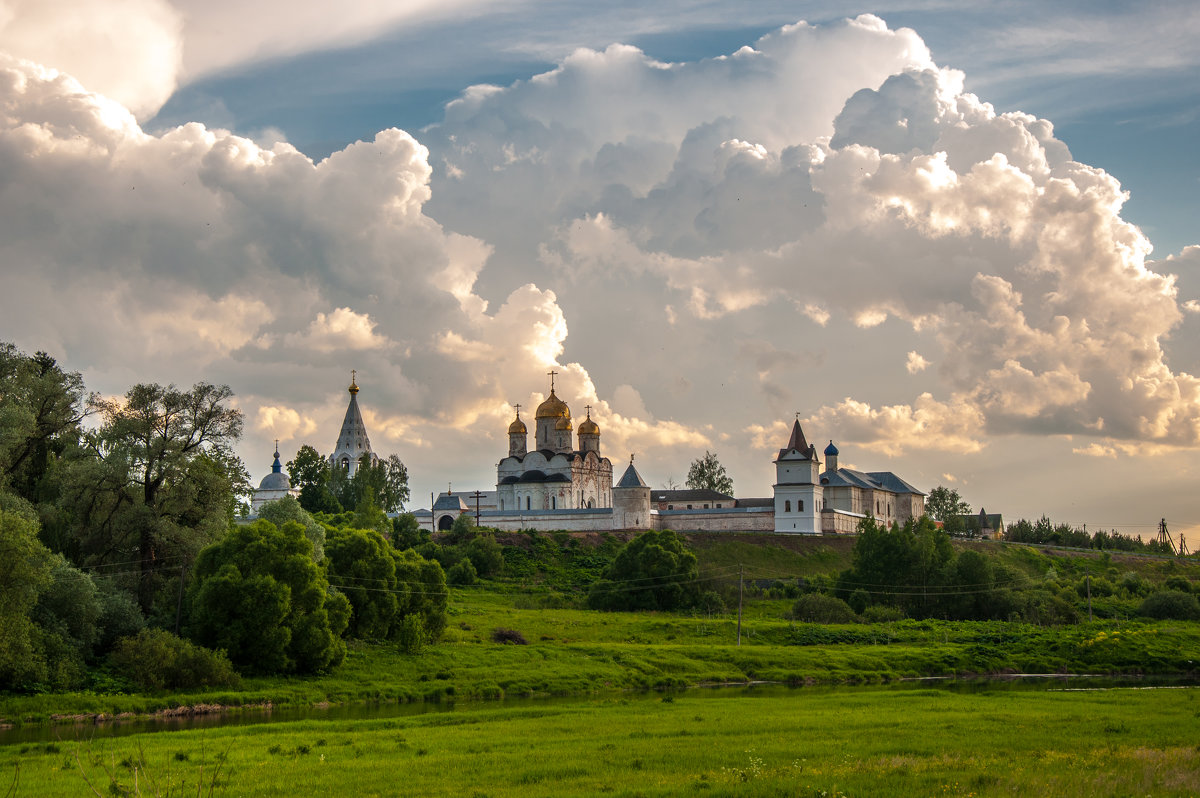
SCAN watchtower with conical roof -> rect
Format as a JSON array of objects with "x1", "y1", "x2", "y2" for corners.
[
  {"x1": 773, "y1": 418, "x2": 823, "y2": 534},
  {"x1": 612, "y1": 455, "x2": 651, "y2": 530},
  {"x1": 329, "y1": 371, "x2": 379, "y2": 477}
]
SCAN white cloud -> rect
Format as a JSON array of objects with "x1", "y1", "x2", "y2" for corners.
[
  {"x1": 255, "y1": 405, "x2": 318, "y2": 441},
  {"x1": 0, "y1": 0, "x2": 181, "y2": 117},
  {"x1": 286, "y1": 308, "x2": 391, "y2": 353},
  {"x1": 906, "y1": 351, "x2": 929, "y2": 373}
]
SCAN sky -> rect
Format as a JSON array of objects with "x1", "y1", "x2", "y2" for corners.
[{"x1": 2, "y1": 0, "x2": 1199, "y2": 542}]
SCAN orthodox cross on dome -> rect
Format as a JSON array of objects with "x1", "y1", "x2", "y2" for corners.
[
  {"x1": 513, "y1": 403, "x2": 521, "y2": 416},
  {"x1": 274, "y1": 439, "x2": 279, "y2": 454},
  {"x1": 349, "y1": 369, "x2": 359, "y2": 395},
  {"x1": 584, "y1": 404, "x2": 592, "y2": 417},
  {"x1": 547, "y1": 370, "x2": 558, "y2": 392}
]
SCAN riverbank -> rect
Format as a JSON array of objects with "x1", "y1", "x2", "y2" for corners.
[{"x1": 3, "y1": 588, "x2": 1198, "y2": 728}]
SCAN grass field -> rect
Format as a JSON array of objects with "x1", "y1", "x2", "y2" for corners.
[
  {"x1": 4, "y1": 685, "x2": 1198, "y2": 797},
  {"x1": 3, "y1": 585, "x2": 1199, "y2": 727}
]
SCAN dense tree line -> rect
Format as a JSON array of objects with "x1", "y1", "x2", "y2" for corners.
[
  {"x1": 0, "y1": 341, "x2": 443, "y2": 693},
  {"x1": 1004, "y1": 516, "x2": 1172, "y2": 554}
]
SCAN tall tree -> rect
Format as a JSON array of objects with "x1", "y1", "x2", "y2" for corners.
[
  {"x1": 0, "y1": 343, "x2": 89, "y2": 503},
  {"x1": 925, "y1": 485, "x2": 970, "y2": 522},
  {"x1": 69, "y1": 383, "x2": 248, "y2": 613},
  {"x1": 287, "y1": 444, "x2": 341, "y2": 513},
  {"x1": 336, "y1": 453, "x2": 410, "y2": 513},
  {"x1": 685, "y1": 450, "x2": 734, "y2": 496}
]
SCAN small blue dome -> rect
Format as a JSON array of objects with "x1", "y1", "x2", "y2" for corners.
[{"x1": 824, "y1": 440, "x2": 839, "y2": 456}]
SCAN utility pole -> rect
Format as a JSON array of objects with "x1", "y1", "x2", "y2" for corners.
[{"x1": 737, "y1": 564, "x2": 743, "y2": 647}]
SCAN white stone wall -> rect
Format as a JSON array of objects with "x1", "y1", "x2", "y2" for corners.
[{"x1": 656, "y1": 509, "x2": 773, "y2": 533}]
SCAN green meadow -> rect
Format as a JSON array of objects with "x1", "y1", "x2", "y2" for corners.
[
  {"x1": 3, "y1": 584, "x2": 1199, "y2": 726},
  {"x1": 5, "y1": 686, "x2": 1199, "y2": 797}
]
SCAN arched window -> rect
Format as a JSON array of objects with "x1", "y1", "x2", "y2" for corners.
[
  {"x1": 341, "y1": 457, "x2": 349, "y2": 470},
  {"x1": 552, "y1": 496, "x2": 556, "y2": 509},
  {"x1": 500, "y1": 498, "x2": 504, "y2": 510},
  {"x1": 526, "y1": 496, "x2": 531, "y2": 510},
  {"x1": 785, "y1": 500, "x2": 791, "y2": 512}
]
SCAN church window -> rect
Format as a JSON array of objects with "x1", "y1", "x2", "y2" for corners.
[
  {"x1": 526, "y1": 496, "x2": 531, "y2": 510},
  {"x1": 687, "y1": 504, "x2": 693, "y2": 510},
  {"x1": 703, "y1": 504, "x2": 709, "y2": 509},
  {"x1": 667, "y1": 504, "x2": 673, "y2": 510},
  {"x1": 798, "y1": 500, "x2": 804, "y2": 511},
  {"x1": 500, "y1": 499, "x2": 504, "y2": 510},
  {"x1": 340, "y1": 458, "x2": 349, "y2": 470},
  {"x1": 785, "y1": 500, "x2": 791, "y2": 512},
  {"x1": 552, "y1": 496, "x2": 556, "y2": 509}
]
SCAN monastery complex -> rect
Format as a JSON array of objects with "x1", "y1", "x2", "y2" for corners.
[{"x1": 253, "y1": 376, "x2": 926, "y2": 534}]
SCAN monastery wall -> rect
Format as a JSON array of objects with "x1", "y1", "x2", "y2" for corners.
[{"x1": 652, "y1": 508, "x2": 774, "y2": 533}]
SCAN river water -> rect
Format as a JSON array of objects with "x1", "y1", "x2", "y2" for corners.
[{"x1": 2, "y1": 674, "x2": 1195, "y2": 747}]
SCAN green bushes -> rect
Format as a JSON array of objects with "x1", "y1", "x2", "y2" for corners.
[
  {"x1": 588, "y1": 530, "x2": 700, "y2": 612},
  {"x1": 108, "y1": 628, "x2": 240, "y2": 691},
  {"x1": 188, "y1": 519, "x2": 349, "y2": 675},
  {"x1": 791, "y1": 594, "x2": 858, "y2": 624},
  {"x1": 1138, "y1": 590, "x2": 1200, "y2": 620}
]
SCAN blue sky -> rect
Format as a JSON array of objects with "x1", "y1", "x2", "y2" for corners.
[{"x1": 2, "y1": 0, "x2": 1198, "y2": 538}]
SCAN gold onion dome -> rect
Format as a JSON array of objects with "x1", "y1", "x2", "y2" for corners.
[
  {"x1": 535, "y1": 389, "x2": 571, "y2": 420},
  {"x1": 578, "y1": 411, "x2": 600, "y2": 436},
  {"x1": 555, "y1": 416, "x2": 573, "y2": 431},
  {"x1": 508, "y1": 411, "x2": 527, "y2": 435}
]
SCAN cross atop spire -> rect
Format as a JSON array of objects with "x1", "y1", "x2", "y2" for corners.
[
  {"x1": 513, "y1": 403, "x2": 522, "y2": 416},
  {"x1": 585, "y1": 404, "x2": 592, "y2": 417},
  {"x1": 349, "y1": 369, "x2": 359, "y2": 395},
  {"x1": 547, "y1": 370, "x2": 559, "y2": 393}
]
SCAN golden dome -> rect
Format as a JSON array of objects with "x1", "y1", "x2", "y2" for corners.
[
  {"x1": 508, "y1": 411, "x2": 527, "y2": 435},
  {"x1": 535, "y1": 390, "x2": 571, "y2": 420},
  {"x1": 555, "y1": 416, "x2": 573, "y2": 431},
  {"x1": 578, "y1": 410, "x2": 599, "y2": 436}
]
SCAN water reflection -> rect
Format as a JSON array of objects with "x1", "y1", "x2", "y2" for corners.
[{"x1": 3, "y1": 674, "x2": 1196, "y2": 747}]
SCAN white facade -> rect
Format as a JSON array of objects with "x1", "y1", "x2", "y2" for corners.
[{"x1": 773, "y1": 420, "x2": 824, "y2": 534}]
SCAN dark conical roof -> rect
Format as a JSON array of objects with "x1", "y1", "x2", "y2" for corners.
[
  {"x1": 616, "y1": 457, "x2": 648, "y2": 488},
  {"x1": 777, "y1": 419, "x2": 816, "y2": 460}
]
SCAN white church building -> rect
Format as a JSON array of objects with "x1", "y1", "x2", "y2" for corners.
[{"x1": 253, "y1": 375, "x2": 925, "y2": 534}]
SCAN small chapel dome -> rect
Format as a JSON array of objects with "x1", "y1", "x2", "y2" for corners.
[
  {"x1": 536, "y1": 389, "x2": 571, "y2": 420},
  {"x1": 555, "y1": 416, "x2": 573, "y2": 431},
  {"x1": 824, "y1": 440, "x2": 839, "y2": 457},
  {"x1": 508, "y1": 412, "x2": 527, "y2": 435},
  {"x1": 258, "y1": 446, "x2": 291, "y2": 491},
  {"x1": 578, "y1": 416, "x2": 599, "y2": 436},
  {"x1": 259, "y1": 471, "x2": 290, "y2": 491}
]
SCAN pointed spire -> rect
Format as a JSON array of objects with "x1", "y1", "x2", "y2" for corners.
[
  {"x1": 331, "y1": 374, "x2": 374, "y2": 473},
  {"x1": 270, "y1": 441, "x2": 283, "y2": 474},
  {"x1": 616, "y1": 454, "x2": 648, "y2": 488},
  {"x1": 786, "y1": 418, "x2": 810, "y2": 453}
]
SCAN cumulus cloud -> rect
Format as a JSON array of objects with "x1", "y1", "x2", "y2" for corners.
[
  {"x1": 0, "y1": 0, "x2": 181, "y2": 117},
  {"x1": 419, "y1": 16, "x2": 1200, "y2": 467},
  {"x1": 906, "y1": 351, "x2": 929, "y2": 373},
  {"x1": 5, "y1": 11, "x2": 1200, "y2": 507}
]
